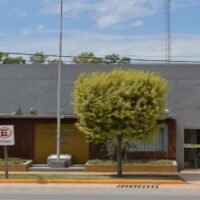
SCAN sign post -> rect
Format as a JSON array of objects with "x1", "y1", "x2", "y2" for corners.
[
  {"x1": 0, "y1": 125, "x2": 15, "y2": 179},
  {"x1": 4, "y1": 146, "x2": 8, "y2": 179}
]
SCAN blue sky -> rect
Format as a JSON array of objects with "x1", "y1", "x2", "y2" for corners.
[{"x1": 1, "y1": 0, "x2": 200, "y2": 62}]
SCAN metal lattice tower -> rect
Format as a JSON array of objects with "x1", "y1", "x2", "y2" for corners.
[{"x1": 165, "y1": 0, "x2": 171, "y2": 63}]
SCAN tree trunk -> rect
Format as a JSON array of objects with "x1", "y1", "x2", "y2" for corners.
[{"x1": 116, "y1": 135, "x2": 123, "y2": 177}]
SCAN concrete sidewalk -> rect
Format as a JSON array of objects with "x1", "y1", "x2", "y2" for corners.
[{"x1": 179, "y1": 170, "x2": 200, "y2": 184}]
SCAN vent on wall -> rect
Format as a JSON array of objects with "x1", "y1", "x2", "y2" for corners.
[{"x1": 30, "y1": 107, "x2": 37, "y2": 114}]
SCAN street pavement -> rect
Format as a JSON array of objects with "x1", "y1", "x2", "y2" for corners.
[
  {"x1": 0, "y1": 170, "x2": 200, "y2": 199},
  {"x1": 0, "y1": 184, "x2": 199, "y2": 200}
]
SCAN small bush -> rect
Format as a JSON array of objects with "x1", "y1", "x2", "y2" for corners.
[
  {"x1": 0, "y1": 157, "x2": 26, "y2": 165},
  {"x1": 86, "y1": 159, "x2": 173, "y2": 165}
]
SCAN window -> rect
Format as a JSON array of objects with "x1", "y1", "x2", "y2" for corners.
[{"x1": 127, "y1": 127, "x2": 166, "y2": 152}]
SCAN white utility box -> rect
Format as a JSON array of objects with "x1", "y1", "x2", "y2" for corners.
[{"x1": 47, "y1": 154, "x2": 72, "y2": 168}]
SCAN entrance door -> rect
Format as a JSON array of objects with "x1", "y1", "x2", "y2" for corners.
[
  {"x1": 184, "y1": 129, "x2": 200, "y2": 169},
  {"x1": 34, "y1": 123, "x2": 89, "y2": 164}
]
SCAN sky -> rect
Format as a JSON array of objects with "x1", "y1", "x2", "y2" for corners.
[{"x1": 1, "y1": 0, "x2": 200, "y2": 62}]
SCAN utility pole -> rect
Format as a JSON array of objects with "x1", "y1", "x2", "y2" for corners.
[
  {"x1": 57, "y1": 0, "x2": 63, "y2": 161},
  {"x1": 165, "y1": 0, "x2": 171, "y2": 63}
]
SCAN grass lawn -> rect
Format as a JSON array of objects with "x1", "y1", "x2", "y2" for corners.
[
  {"x1": 0, "y1": 174, "x2": 108, "y2": 180},
  {"x1": 86, "y1": 159, "x2": 174, "y2": 165},
  {"x1": 0, "y1": 174, "x2": 181, "y2": 180},
  {"x1": 0, "y1": 157, "x2": 27, "y2": 165}
]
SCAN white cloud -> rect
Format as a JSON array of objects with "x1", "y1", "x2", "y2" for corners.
[
  {"x1": 131, "y1": 21, "x2": 144, "y2": 28},
  {"x1": 36, "y1": 25, "x2": 45, "y2": 32},
  {"x1": 40, "y1": 0, "x2": 60, "y2": 15},
  {"x1": 41, "y1": 0, "x2": 89, "y2": 17},
  {"x1": 96, "y1": 15, "x2": 121, "y2": 28},
  {"x1": 40, "y1": 0, "x2": 161, "y2": 29},
  {"x1": 2, "y1": 30, "x2": 200, "y2": 62},
  {"x1": 94, "y1": 0, "x2": 161, "y2": 28},
  {"x1": 20, "y1": 28, "x2": 32, "y2": 36},
  {"x1": 20, "y1": 25, "x2": 57, "y2": 37},
  {"x1": 171, "y1": 34, "x2": 200, "y2": 60},
  {"x1": 35, "y1": 0, "x2": 200, "y2": 30}
]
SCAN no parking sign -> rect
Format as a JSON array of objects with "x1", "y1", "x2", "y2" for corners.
[
  {"x1": 0, "y1": 125, "x2": 14, "y2": 179},
  {"x1": 0, "y1": 125, "x2": 15, "y2": 146}
]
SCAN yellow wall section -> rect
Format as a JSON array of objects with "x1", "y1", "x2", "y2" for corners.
[{"x1": 34, "y1": 123, "x2": 89, "y2": 164}]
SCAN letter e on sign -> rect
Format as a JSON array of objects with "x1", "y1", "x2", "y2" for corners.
[{"x1": 0, "y1": 125, "x2": 15, "y2": 146}]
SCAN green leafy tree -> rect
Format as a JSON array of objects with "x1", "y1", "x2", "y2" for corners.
[
  {"x1": 104, "y1": 54, "x2": 120, "y2": 64},
  {"x1": 73, "y1": 52, "x2": 102, "y2": 64},
  {"x1": 104, "y1": 54, "x2": 131, "y2": 64},
  {"x1": 73, "y1": 52, "x2": 131, "y2": 65},
  {"x1": 2, "y1": 55, "x2": 25, "y2": 64},
  {"x1": 30, "y1": 51, "x2": 48, "y2": 64},
  {"x1": 73, "y1": 69, "x2": 167, "y2": 177},
  {"x1": 0, "y1": 52, "x2": 8, "y2": 63},
  {"x1": 48, "y1": 59, "x2": 64, "y2": 64},
  {"x1": 107, "y1": 138, "x2": 134, "y2": 161},
  {"x1": 89, "y1": 57, "x2": 103, "y2": 64},
  {"x1": 119, "y1": 57, "x2": 131, "y2": 64}
]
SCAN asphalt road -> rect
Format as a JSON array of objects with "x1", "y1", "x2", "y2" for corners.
[{"x1": 0, "y1": 184, "x2": 200, "y2": 200}]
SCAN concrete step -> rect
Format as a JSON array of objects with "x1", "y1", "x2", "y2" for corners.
[{"x1": 28, "y1": 164, "x2": 85, "y2": 172}]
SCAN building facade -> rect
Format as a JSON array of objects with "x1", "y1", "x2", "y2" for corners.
[{"x1": 0, "y1": 64, "x2": 200, "y2": 169}]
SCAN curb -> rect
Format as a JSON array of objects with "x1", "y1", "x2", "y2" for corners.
[{"x1": 0, "y1": 179, "x2": 187, "y2": 185}]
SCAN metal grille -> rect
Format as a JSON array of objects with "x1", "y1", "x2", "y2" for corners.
[
  {"x1": 106, "y1": 126, "x2": 168, "y2": 152},
  {"x1": 116, "y1": 185, "x2": 159, "y2": 189},
  {"x1": 128, "y1": 128, "x2": 165, "y2": 152}
]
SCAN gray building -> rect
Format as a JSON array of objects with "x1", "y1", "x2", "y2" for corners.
[{"x1": 0, "y1": 64, "x2": 200, "y2": 169}]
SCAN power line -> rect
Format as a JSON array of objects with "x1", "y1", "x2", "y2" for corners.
[
  {"x1": 130, "y1": 58, "x2": 200, "y2": 63},
  {"x1": 0, "y1": 51, "x2": 71, "y2": 58},
  {"x1": 4, "y1": 51, "x2": 199, "y2": 59},
  {"x1": 1, "y1": 51, "x2": 200, "y2": 63},
  {"x1": 125, "y1": 55, "x2": 200, "y2": 58}
]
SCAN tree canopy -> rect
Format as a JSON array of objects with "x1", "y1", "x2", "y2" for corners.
[
  {"x1": 73, "y1": 69, "x2": 167, "y2": 176},
  {"x1": 72, "y1": 52, "x2": 131, "y2": 64},
  {"x1": 0, "y1": 52, "x2": 7, "y2": 62},
  {"x1": 48, "y1": 59, "x2": 63, "y2": 64},
  {"x1": 72, "y1": 52, "x2": 103, "y2": 64},
  {"x1": 2, "y1": 56, "x2": 25, "y2": 64},
  {"x1": 0, "y1": 52, "x2": 25, "y2": 64},
  {"x1": 30, "y1": 51, "x2": 48, "y2": 64},
  {"x1": 0, "y1": 51, "x2": 131, "y2": 65}
]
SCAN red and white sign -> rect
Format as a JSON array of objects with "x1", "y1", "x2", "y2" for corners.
[{"x1": 0, "y1": 125, "x2": 15, "y2": 146}]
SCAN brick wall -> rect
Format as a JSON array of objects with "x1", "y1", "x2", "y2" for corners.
[{"x1": 167, "y1": 118, "x2": 176, "y2": 159}]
